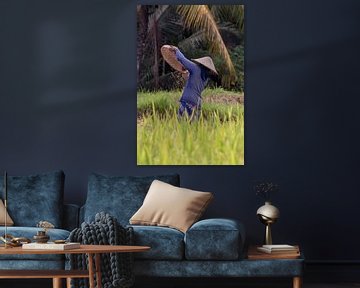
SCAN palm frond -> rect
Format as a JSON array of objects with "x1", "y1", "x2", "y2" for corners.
[
  {"x1": 147, "y1": 5, "x2": 170, "y2": 33},
  {"x1": 178, "y1": 31, "x2": 206, "y2": 51},
  {"x1": 218, "y1": 22, "x2": 242, "y2": 39},
  {"x1": 211, "y1": 5, "x2": 244, "y2": 33},
  {"x1": 177, "y1": 5, "x2": 236, "y2": 86}
]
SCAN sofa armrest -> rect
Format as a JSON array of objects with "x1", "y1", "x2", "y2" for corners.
[
  {"x1": 63, "y1": 204, "x2": 80, "y2": 231},
  {"x1": 184, "y1": 218, "x2": 245, "y2": 260}
]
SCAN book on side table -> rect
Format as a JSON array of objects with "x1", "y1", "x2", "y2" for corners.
[
  {"x1": 248, "y1": 245, "x2": 300, "y2": 259},
  {"x1": 22, "y1": 242, "x2": 80, "y2": 250},
  {"x1": 257, "y1": 244, "x2": 299, "y2": 254}
]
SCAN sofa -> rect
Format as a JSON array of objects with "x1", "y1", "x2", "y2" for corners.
[
  {"x1": 0, "y1": 170, "x2": 79, "y2": 270},
  {"x1": 80, "y1": 173, "x2": 304, "y2": 283},
  {"x1": 0, "y1": 171, "x2": 304, "y2": 287}
]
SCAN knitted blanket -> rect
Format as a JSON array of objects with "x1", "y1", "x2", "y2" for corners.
[{"x1": 68, "y1": 212, "x2": 134, "y2": 288}]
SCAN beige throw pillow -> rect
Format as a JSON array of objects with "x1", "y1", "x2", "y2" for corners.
[
  {"x1": 0, "y1": 199, "x2": 14, "y2": 226},
  {"x1": 130, "y1": 180, "x2": 213, "y2": 233}
]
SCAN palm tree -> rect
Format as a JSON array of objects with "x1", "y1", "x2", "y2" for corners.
[
  {"x1": 176, "y1": 5, "x2": 244, "y2": 87},
  {"x1": 137, "y1": 5, "x2": 244, "y2": 90},
  {"x1": 137, "y1": 5, "x2": 177, "y2": 90}
]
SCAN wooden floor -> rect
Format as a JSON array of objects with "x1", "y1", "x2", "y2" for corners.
[
  {"x1": 306, "y1": 285, "x2": 360, "y2": 288},
  {"x1": 135, "y1": 281, "x2": 360, "y2": 288},
  {"x1": 1, "y1": 279, "x2": 360, "y2": 288}
]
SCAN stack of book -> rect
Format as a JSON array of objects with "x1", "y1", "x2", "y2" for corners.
[
  {"x1": 248, "y1": 244, "x2": 300, "y2": 259},
  {"x1": 257, "y1": 244, "x2": 299, "y2": 254}
]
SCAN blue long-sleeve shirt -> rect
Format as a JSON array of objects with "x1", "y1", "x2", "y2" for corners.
[{"x1": 176, "y1": 49, "x2": 208, "y2": 106}]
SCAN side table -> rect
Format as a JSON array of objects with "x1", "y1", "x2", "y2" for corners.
[{"x1": 247, "y1": 245, "x2": 304, "y2": 288}]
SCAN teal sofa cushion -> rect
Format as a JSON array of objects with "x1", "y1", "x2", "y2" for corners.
[
  {"x1": 130, "y1": 225, "x2": 184, "y2": 260},
  {"x1": 184, "y1": 218, "x2": 244, "y2": 260},
  {"x1": 84, "y1": 173, "x2": 180, "y2": 225},
  {"x1": 0, "y1": 170, "x2": 65, "y2": 227}
]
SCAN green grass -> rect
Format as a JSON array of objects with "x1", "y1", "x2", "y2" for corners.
[{"x1": 137, "y1": 89, "x2": 244, "y2": 165}]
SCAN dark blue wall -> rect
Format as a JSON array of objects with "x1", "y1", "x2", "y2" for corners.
[{"x1": 1, "y1": 0, "x2": 360, "y2": 262}]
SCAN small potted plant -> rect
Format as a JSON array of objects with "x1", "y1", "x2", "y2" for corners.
[{"x1": 254, "y1": 181, "x2": 279, "y2": 202}]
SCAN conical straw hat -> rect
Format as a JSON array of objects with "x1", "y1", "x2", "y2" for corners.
[
  {"x1": 191, "y1": 56, "x2": 218, "y2": 75},
  {"x1": 161, "y1": 45, "x2": 186, "y2": 72}
]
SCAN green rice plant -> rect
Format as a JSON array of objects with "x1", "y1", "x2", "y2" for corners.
[
  {"x1": 138, "y1": 89, "x2": 243, "y2": 121},
  {"x1": 137, "y1": 88, "x2": 244, "y2": 165},
  {"x1": 137, "y1": 108, "x2": 244, "y2": 165},
  {"x1": 137, "y1": 90, "x2": 180, "y2": 117}
]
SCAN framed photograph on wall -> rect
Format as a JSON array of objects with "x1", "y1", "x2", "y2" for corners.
[{"x1": 137, "y1": 5, "x2": 244, "y2": 165}]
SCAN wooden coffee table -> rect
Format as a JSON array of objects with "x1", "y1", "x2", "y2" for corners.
[{"x1": 0, "y1": 244, "x2": 150, "y2": 288}]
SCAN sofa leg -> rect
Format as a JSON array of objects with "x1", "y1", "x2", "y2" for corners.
[
  {"x1": 53, "y1": 278, "x2": 62, "y2": 288},
  {"x1": 293, "y1": 276, "x2": 302, "y2": 288}
]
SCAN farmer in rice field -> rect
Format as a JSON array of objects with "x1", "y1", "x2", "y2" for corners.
[{"x1": 166, "y1": 46, "x2": 218, "y2": 121}]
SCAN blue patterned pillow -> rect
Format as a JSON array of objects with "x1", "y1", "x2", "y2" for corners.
[{"x1": 0, "y1": 170, "x2": 65, "y2": 227}]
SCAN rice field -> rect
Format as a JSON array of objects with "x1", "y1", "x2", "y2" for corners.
[{"x1": 137, "y1": 88, "x2": 244, "y2": 165}]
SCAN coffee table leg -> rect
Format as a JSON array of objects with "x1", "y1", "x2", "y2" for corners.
[
  {"x1": 293, "y1": 276, "x2": 302, "y2": 288},
  {"x1": 52, "y1": 278, "x2": 62, "y2": 288},
  {"x1": 66, "y1": 277, "x2": 72, "y2": 288},
  {"x1": 88, "y1": 253, "x2": 95, "y2": 288},
  {"x1": 95, "y1": 253, "x2": 102, "y2": 288}
]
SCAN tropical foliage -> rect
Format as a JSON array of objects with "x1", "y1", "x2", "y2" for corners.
[{"x1": 137, "y1": 5, "x2": 244, "y2": 91}]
